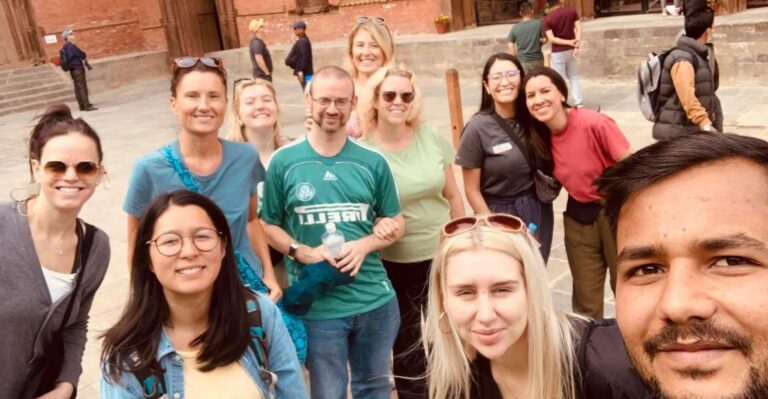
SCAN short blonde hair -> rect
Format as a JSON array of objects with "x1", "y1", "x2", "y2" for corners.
[
  {"x1": 248, "y1": 19, "x2": 264, "y2": 33},
  {"x1": 344, "y1": 21, "x2": 395, "y2": 79},
  {"x1": 357, "y1": 65, "x2": 423, "y2": 137},
  {"x1": 423, "y1": 226, "x2": 580, "y2": 399},
  {"x1": 225, "y1": 78, "x2": 281, "y2": 148}
]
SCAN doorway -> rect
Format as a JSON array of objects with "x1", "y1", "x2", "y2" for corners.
[
  {"x1": 160, "y1": 0, "x2": 238, "y2": 59},
  {"x1": 0, "y1": 0, "x2": 45, "y2": 67}
]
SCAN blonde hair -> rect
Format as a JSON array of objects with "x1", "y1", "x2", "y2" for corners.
[
  {"x1": 248, "y1": 19, "x2": 264, "y2": 33},
  {"x1": 344, "y1": 22, "x2": 395, "y2": 79},
  {"x1": 423, "y1": 226, "x2": 580, "y2": 399},
  {"x1": 357, "y1": 65, "x2": 423, "y2": 137},
  {"x1": 225, "y1": 78, "x2": 281, "y2": 148}
]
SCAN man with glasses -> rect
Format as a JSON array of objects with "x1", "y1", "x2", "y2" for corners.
[
  {"x1": 597, "y1": 132, "x2": 768, "y2": 398},
  {"x1": 261, "y1": 66, "x2": 405, "y2": 398}
]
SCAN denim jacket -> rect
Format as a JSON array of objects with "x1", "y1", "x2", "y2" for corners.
[{"x1": 100, "y1": 293, "x2": 308, "y2": 399}]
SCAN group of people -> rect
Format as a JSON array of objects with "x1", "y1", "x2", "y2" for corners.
[{"x1": 0, "y1": 5, "x2": 749, "y2": 399}]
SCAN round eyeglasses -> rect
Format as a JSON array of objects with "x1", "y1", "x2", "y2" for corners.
[{"x1": 146, "y1": 227, "x2": 222, "y2": 257}]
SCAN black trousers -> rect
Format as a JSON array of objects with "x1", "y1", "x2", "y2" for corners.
[
  {"x1": 383, "y1": 259, "x2": 431, "y2": 399},
  {"x1": 69, "y1": 68, "x2": 91, "y2": 109}
]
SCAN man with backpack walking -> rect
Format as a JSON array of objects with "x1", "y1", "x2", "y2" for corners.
[
  {"x1": 652, "y1": 1, "x2": 722, "y2": 140},
  {"x1": 59, "y1": 29, "x2": 97, "y2": 112}
]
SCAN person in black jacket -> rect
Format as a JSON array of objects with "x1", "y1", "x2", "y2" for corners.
[
  {"x1": 60, "y1": 30, "x2": 97, "y2": 112},
  {"x1": 285, "y1": 21, "x2": 313, "y2": 90},
  {"x1": 598, "y1": 132, "x2": 768, "y2": 399}
]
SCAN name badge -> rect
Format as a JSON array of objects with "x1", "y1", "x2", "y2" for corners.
[{"x1": 492, "y1": 142, "x2": 513, "y2": 154}]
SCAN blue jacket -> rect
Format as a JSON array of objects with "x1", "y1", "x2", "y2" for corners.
[
  {"x1": 99, "y1": 293, "x2": 308, "y2": 399},
  {"x1": 61, "y1": 41, "x2": 87, "y2": 70}
]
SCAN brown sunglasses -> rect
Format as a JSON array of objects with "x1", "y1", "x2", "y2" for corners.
[
  {"x1": 43, "y1": 161, "x2": 100, "y2": 179},
  {"x1": 441, "y1": 214, "x2": 526, "y2": 239}
]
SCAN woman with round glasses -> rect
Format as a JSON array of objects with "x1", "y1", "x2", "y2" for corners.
[
  {"x1": 343, "y1": 16, "x2": 395, "y2": 138},
  {"x1": 359, "y1": 65, "x2": 464, "y2": 399},
  {"x1": 422, "y1": 214, "x2": 647, "y2": 399},
  {"x1": 123, "y1": 56, "x2": 280, "y2": 301},
  {"x1": 455, "y1": 52, "x2": 554, "y2": 262},
  {"x1": 0, "y1": 104, "x2": 109, "y2": 399},
  {"x1": 101, "y1": 190, "x2": 307, "y2": 399},
  {"x1": 523, "y1": 67, "x2": 630, "y2": 319}
]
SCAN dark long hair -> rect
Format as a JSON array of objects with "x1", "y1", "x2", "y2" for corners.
[
  {"x1": 521, "y1": 67, "x2": 575, "y2": 166},
  {"x1": 101, "y1": 190, "x2": 250, "y2": 382}
]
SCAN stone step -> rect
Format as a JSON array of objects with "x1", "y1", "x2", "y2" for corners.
[
  {"x1": 0, "y1": 94, "x2": 76, "y2": 117},
  {"x1": 0, "y1": 87, "x2": 74, "y2": 110},
  {"x1": 0, "y1": 82, "x2": 70, "y2": 102},
  {"x1": 0, "y1": 77, "x2": 67, "y2": 93},
  {"x1": 0, "y1": 64, "x2": 60, "y2": 79}
]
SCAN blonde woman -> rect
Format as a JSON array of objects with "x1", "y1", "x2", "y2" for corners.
[
  {"x1": 360, "y1": 65, "x2": 464, "y2": 399},
  {"x1": 423, "y1": 214, "x2": 647, "y2": 399},
  {"x1": 226, "y1": 78, "x2": 289, "y2": 169}
]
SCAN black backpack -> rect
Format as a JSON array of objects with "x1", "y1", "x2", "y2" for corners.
[{"x1": 59, "y1": 48, "x2": 70, "y2": 72}]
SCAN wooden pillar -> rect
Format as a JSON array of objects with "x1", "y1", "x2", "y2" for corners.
[
  {"x1": 445, "y1": 69, "x2": 464, "y2": 150},
  {"x1": 215, "y1": 0, "x2": 239, "y2": 49},
  {"x1": 160, "y1": 0, "x2": 184, "y2": 59}
]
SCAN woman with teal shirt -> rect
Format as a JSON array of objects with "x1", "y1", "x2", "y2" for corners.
[
  {"x1": 359, "y1": 65, "x2": 465, "y2": 399},
  {"x1": 123, "y1": 57, "x2": 280, "y2": 300}
]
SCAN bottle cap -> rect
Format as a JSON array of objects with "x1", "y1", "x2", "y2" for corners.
[{"x1": 325, "y1": 222, "x2": 336, "y2": 233}]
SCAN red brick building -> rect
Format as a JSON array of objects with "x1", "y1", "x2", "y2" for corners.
[{"x1": 0, "y1": 0, "x2": 759, "y2": 68}]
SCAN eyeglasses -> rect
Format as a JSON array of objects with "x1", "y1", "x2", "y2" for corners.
[
  {"x1": 488, "y1": 70, "x2": 520, "y2": 84},
  {"x1": 173, "y1": 57, "x2": 227, "y2": 77},
  {"x1": 43, "y1": 161, "x2": 100, "y2": 180},
  {"x1": 441, "y1": 214, "x2": 525, "y2": 240},
  {"x1": 381, "y1": 91, "x2": 415, "y2": 104},
  {"x1": 356, "y1": 16, "x2": 385, "y2": 25},
  {"x1": 146, "y1": 227, "x2": 222, "y2": 257},
  {"x1": 311, "y1": 96, "x2": 352, "y2": 109}
]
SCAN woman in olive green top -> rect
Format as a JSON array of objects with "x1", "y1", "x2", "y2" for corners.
[{"x1": 359, "y1": 65, "x2": 464, "y2": 399}]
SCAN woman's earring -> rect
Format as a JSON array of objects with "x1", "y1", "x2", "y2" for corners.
[{"x1": 102, "y1": 171, "x2": 112, "y2": 190}]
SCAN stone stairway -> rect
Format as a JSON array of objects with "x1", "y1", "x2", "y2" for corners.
[{"x1": 0, "y1": 64, "x2": 74, "y2": 117}]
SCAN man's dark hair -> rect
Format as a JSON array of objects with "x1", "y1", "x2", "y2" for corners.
[
  {"x1": 547, "y1": 0, "x2": 562, "y2": 7},
  {"x1": 684, "y1": 9, "x2": 714, "y2": 39},
  {"x1": 519, "y1": 1, "x2": 534, "y2": 15},
  {"x1": 597, "y1": 132, "x2": 768, "y2": 232}
]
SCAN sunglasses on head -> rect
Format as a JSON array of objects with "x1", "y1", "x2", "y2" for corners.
[
  {"x1": 441, "y1": 214, "x2": 526, "y2": 239},
  {"x1": 43, "y1": 161, "x2": 100, "y2": 179},
  {"x1": 173, "y1": 56, "x2": 226, "y2": 77},
  {"x1": 380, "y1": 91, "x2": 414, "y2": 103},
  {"x1": 356, "y1": 16, "x2": 385, "y2": 25}
]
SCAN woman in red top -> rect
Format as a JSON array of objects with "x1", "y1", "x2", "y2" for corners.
[{"x1": 523, "y1": 67, "x2": 631, "y2": 319}]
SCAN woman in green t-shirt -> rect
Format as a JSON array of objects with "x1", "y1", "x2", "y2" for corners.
[{"x1": 358, "y1": 65, "x2": 465, "y2": 398}]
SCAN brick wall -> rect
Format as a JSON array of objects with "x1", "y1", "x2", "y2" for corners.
[{"x1": 234, "y1": 0, "x2": 445, "y2": 46}]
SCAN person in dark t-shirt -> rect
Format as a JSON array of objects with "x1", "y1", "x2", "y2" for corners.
[{"x1": 248, "y1": 19, "x2": 273, "y2": 81}]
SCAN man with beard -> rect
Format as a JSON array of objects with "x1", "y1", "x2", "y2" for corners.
[
  {"x1": 261, "y1": 66, "x2": 405, "y2": 398},
  {"x1": 597, "y1": 132, "x2": 768, "y2": 399}
]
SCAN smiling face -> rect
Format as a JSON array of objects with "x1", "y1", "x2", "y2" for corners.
[
  {"x1": 375, "y1": 75, "x2": 413, "y2": 127},
  {"x1": 616, "y1": 158, "x2": 768, "y2": 398},
  {"x1": 171, "y1": 71, "x2": 227, "y2": 137},
  {"x1": 443, "y1": 248, "x2": 528, "y2": 360},
  {"x1": 351, "y1": 29, "x2": 385, "y2": 78},
  {"x1": 31, "y1": 132, "x2": 102, "y2": 213},
  {"x1": 149, "y1": 204, "x2": 225, "y2": 299},
  {"x1": 524, "y1": 75, "x2": 567, "y2": 125},
  {"x1": 306, "y1": 74, "x2": 355, "y2": 134},
  {"x1": 238, "y1": 84, "x2": 278, "y2": 134},
  {"x1": 484, "y1": 60, "x2": 522, "y2": 110}
]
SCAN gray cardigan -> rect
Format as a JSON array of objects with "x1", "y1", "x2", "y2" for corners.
[{"x1": 0, "y1": 201, "x2": 110, "y2": 398}]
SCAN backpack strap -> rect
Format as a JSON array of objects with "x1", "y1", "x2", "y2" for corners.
[
  {"x1": 247, "y1": 295, "x2": 278, "y2": 399},
  {"x1": 128, "y1": 355, "x2": 166, "y2": 399}
]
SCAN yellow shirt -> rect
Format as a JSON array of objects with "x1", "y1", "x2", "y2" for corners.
[{"x1": 177, "y1": 350, "x2": 263, "y2": 399}]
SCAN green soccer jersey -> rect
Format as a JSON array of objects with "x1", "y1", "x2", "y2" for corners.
[{"x1": 261, "y1": 136, "x2": 401, "y2": 320}]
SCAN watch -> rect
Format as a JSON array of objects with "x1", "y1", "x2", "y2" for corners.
[{"x1": 288, "y1": 241, "x2": 300, "y2": 260}]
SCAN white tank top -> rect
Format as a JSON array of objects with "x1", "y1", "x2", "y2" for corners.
[{"x1": 41, "y1": 266, "x2": 76, "y2": 303}]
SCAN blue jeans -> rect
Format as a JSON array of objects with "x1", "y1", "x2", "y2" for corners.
[
  {"x1": 304, "y1": 298, "x2": 400, "y2": 399},
  {"x1": 551, "y1": 49, "x2": 583, "y2": 106}
]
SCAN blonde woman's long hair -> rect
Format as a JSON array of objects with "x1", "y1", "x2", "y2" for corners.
[
  {"x1": 225, "y1": 78, "x2": 281, "y2": 148},
  {"x1": 344, "y1": 21, "x2": 395, "y2": 79},
  {"x1": 423, "y1": 226, "x2": 580, "y2": 399},
  {"x1": 357, "y1": 65, "x2": 423, "y2": 138}
]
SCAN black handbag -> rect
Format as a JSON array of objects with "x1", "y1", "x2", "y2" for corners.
[
  {"x1": 491, "y1": 113, "x2": 562, "y2": 203},
  {"x1": 21, "y1": 221, "x2": 96, "y2": 399}
]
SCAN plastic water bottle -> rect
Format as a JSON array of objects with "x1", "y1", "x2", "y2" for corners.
[{"x1": 322, "y1": 222, "x2": 345, "y2": 258}]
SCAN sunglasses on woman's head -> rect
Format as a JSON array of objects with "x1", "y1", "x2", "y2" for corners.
[
  {"x1": 43, "y1": 161, "x2": 100, "y2": 179},
  {"x1": 381, "y1": 91, "x2": 414, "y2": 103},
  {"x1": 441, "y1": 214, "x2": 526, "y2": 239},
  {"x1": 356, "y1": 16, "x2": 385, "y2": 25},
  {"x1": 173, "y1": 56, "x2": 227, "y2": 77}
]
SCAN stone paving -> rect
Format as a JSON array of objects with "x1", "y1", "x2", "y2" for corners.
[{"x1": 0, "y1": 74, "x2": 766, "y2": 397}]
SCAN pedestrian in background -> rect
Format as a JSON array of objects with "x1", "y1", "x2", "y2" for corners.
[
  {"x1": 508, "y1": 2, "x2": 546, "y2": 73},
  {"x1": 285, "y1": 21, "x2": 313, "y2": 91},
  {"x1": 60, "y1": 30, "x2": 97, "y2": 111},
  {"x1": 248, "y1": 19, "x2": 273, "y2": 81},
  {"x1": 359, "y1": 65, "x2": 464, "y2": 399},
  {"x1": 543, "y1": 0, "x2": 584, "y2": 108}
]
